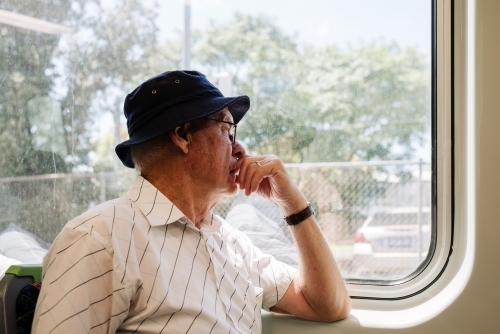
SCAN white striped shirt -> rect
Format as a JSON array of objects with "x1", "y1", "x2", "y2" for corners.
[{"x1": 32, "y1": 175, "x2": 297, "y2": 334}]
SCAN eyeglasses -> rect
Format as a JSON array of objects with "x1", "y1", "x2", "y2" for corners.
[{"x1": 205, "y1": 118, "x2": 237, "y2": 144}]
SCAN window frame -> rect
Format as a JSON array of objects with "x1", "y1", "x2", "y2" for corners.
[{"x1": 345, "y1": 0, "x2": 454, "y2": 299}]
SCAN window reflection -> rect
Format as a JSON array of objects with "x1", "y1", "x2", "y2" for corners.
[{"x1": 0, "y1": 0, "x2": 432, "y2": 281}]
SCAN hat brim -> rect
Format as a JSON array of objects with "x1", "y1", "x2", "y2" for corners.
[{"x1": 116, "y1": 95, "x2": 250, "y2": 168}]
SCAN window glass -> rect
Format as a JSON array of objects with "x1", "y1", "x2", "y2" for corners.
[
  {"x1": 369, "y1": 212, "x2": 431, "y2": 227},
  {"x1": 0, "y1": 0, "x2": 432, "y2": 282}
]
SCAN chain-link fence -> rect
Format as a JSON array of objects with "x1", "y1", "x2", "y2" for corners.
[
  {"x1": 215, "y1": 160, "x2": 432, "y2": 280},
  {"x1": 0, "y1": 171, "x2": 136, "y2": 243},
  {"x1": 0, "y1": 160, "x2": 431, "y2": 280}
]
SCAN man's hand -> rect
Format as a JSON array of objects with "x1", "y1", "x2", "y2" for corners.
[{"x1": 236, "y1": 154, "x2": 307, "y2": 216}]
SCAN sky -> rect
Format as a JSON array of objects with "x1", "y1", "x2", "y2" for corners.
[{"x1": 156, "y1": 0, "x2": 432, "y2": 55}]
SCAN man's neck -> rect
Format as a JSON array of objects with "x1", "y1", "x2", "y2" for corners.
[{"x1": 141, "y1": 168, "x2": 220, "y2": 229}]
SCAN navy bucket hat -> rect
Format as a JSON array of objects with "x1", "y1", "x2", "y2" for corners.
[{"x1": 115, "y1": 70, "x2": 250, "y2": 168}]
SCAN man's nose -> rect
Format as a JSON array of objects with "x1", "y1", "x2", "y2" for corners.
[{"x1": 232, "y1": 140, "x2": 246, "y2": 159}]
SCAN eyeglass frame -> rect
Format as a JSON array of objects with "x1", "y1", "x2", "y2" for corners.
[{"x1": 204, "y1": 118, "x2": 237, "y2": 144}]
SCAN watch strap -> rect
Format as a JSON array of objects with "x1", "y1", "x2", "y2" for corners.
[{"x1": 284, "y1": 203, "x2": 315, "y2": 226}]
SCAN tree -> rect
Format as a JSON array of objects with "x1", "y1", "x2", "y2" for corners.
[
  {"x1": 195, "y1": 14, "x2": 431, "y2": 231},
  {"x1": 0, "y1": 0, "x2": 174, "y2": 241},
  {"x1": 194, "y1": 13, "x2": 317, "y2": 162},
  {"x1": 296, "y1": 43, "x2": 430, "y2": 224},
  {"x1": 0, "y1": 7, "x2": 431, "y2": 242},
  {"x1": 0, "y1": 0, "x2": 71, "y2": 177},
  {"x1": 53, "y1": 0, "x2": 166, "y2": 171},
  {"x1": 194, "y1": 14, "x2": 430, "y2": 164},
  {"x1": 0, "y1": 0, "x2": 174, "y2": 175},
  {"x1": 299, "y1": 43, "x2": 430, "y2": 162}
]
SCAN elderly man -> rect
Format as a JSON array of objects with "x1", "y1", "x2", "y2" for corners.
[{"x1": 32, "y1": 71, "x2": 350, "y2": 333}]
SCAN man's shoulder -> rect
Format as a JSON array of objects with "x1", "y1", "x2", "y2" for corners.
[
  {"x1": 43, "y1": 196, "x2": 148, "y2": 282},
  {"x1": 65, "y1": 196, "x2": 136, "y2": 234}
]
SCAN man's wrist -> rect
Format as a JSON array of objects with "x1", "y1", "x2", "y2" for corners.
[
  {"x1": 284, "y1": 202, "x2": 315, "y2": 225},
  {"x1": 279, "y1": 197, "x2": 309, "y2": 216}
]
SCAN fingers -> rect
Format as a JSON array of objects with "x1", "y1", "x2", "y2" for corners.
[
  {"x1": 237, "y1": 155, "x2": 308, "y2": 213},
  {"x1": 237, "y1": 155, "x2": 272, "y2": 196},
  {"x1": 238, "y1": 156, "x2": 260, "y2": 195}
]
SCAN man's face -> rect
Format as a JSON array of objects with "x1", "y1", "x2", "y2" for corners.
[{"x1": 188, "y1": 108, "x2": 245, "y2": 197}]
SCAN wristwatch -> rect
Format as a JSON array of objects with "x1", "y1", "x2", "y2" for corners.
[{"x1": 284, "y1": 203, "x2": 315, "y2": 226}]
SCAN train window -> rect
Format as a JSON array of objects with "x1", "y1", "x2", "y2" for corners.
[{"x1": 0, "y1": 0, "x2": 440, "y2": 294}]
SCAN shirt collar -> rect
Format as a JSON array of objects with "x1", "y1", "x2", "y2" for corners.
[
  {"x1": 127, "y1": 175, "x2": 185, "y2": 226},
  {"x1": 126, "y1": 175, "x2": 222, "y2": 230}
]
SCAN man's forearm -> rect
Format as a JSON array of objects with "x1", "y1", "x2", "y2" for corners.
[
  {"x1": 236, "y1": 154, "x2": 351, "y2": 320},
  {"x1": 287, "y1": 210, "x2": 351, "y2": 321}
]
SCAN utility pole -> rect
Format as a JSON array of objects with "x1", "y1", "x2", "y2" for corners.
[{"x1": 183, "y1": 0, "x2": 191, "y2": 70}]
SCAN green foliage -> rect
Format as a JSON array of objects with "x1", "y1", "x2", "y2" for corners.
[
  {"x1": 0, "y1": 173, "x2": 133, "y2": 241},
  {"x1": 0, "y1": 0, "x2": 70, "y2": 177},
  {"x1": 193, "y1": 13, "x2": 429, "y2": 223},
  {"x1": 0, "y1": 0, "x2": 167, "y2": 240},
  {"x1": 194, "y1": 13, "x2": 317, "y2": 161},
  {"x1": 196, "y1": 13, "x2": 298, "y2": 78},
  {"x1": 0, "y1": 7, "x2": 430, "y2": 243},
  {"x1": 53, "y1": 0, "x2": 166, "y2": 170},
  {"x1": 301, "y1": 43, "x2": 429, "y2": 162},
  {"x1": 194, "y1": 14, "x2": 430, "y2": 164}
]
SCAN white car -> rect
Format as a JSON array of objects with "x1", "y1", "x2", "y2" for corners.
[{"x1": 352, "y1": 207, "x2": 432, "y2": 279}]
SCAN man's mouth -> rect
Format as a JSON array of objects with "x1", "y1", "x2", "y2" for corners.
[
  {"x1": 230, "y1": 165, "x2": 240, "y2": 184},
  {"x1": 230, "y1": 159, "x2": 243, "y2": 175},
  {"x1": 229, "y1": 158, "x2": 243, "y2": 186}
]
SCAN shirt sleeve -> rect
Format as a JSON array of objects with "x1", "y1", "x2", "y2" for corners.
[
  {"x1": 222, "y1": 221, "x2": 298, "y2": 311},
  {"x1": 32, "y1": 226, "x2": 134, "y2": 334},
  {"x1": 249, "y1": 241, "x2": 298, "y2": 311}
]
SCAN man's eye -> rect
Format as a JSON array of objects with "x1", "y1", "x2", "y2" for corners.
[{"x1": 229, "y1": 134, "x2": 234, "y2": 142}]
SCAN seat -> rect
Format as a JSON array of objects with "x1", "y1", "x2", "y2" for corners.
[{"x1": 0, "y1": 264, "x2": 42, "y2": 334}]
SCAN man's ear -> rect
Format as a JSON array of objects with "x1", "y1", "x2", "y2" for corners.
[{"x1": 169, "y1": 124, "x2": 191, "y2": 154}]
